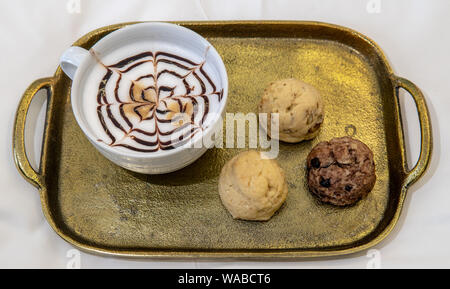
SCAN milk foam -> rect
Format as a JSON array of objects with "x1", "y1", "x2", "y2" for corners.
[{"x1": 81, "y1": 41, "x2": 224, "y2": 154}]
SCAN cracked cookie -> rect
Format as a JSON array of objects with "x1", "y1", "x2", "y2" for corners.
[
  {"x1": 306, "y1": 137, "x2": 376, "y2": 206},
  {"x1": 258, "y1": 78, "x2": 324, "y2": 143}
]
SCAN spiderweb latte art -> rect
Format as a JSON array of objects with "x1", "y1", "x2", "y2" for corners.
[{"x1": 91, "y1": 47, "x2": 224, "y2": 153}]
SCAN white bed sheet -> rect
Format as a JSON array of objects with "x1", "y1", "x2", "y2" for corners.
[{"x1": 1, "y1": 0, "x2": 448, "y2": 268}]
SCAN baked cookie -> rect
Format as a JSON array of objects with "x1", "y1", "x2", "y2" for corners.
[
  {"x1": 219, "y1": 151, "x2": 288, "y2": 221},
  {"x1": 258, "y1": 78, "x2": 324, "y2": 143},
  {"x1": 306, "y1": 137, "x2": 376, "y2": 206}
]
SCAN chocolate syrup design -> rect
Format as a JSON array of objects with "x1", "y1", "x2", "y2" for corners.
[{"x1": 91, "y1": 48, "x2": 224, "y2": 152}]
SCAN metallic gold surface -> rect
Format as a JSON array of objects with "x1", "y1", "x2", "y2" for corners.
[{"x1": 13, "y1": 21, "x2": 432, "y2": 258}]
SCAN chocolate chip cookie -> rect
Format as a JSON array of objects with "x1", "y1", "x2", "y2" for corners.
[
  {"x1": 306, "y1": 137, "x2": 376, "y2": 206},
  {"x1": 258, "y1": 78, "x2": 325, "y2": 143}
]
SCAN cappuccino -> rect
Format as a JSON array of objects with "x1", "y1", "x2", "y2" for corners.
[{"x1": 81, "y1": 42, "x2": 224, "y2": 153}]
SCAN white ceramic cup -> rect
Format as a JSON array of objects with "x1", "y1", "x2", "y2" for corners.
[{"x1": 60, "y1": 22, "x2": 228, "y2": 174}]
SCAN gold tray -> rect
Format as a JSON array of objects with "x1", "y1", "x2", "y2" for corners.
[{"x1": 13, "y1": 21, "x2": 432, "y2": 258}]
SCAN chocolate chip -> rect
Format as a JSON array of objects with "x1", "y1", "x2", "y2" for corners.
[
  {"x1": 311, "y1": 157, "x2": 321, "y2": 168},
  {"x1": 345, "y1": 185, "x2": 353, "y2": 192},
  {"x1": 319, "y1": 177, "x2": 331, "y2": 188}
]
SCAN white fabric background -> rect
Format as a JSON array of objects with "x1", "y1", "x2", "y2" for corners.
[{"x1": 1, "y1": 0, "x2": 448, "y2": 268}]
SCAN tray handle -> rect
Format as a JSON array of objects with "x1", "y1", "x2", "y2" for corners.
[
  {"x1": 394, "y1": 76, "x2": 432, "y2": 189},
  {"x1": 13, "y1": 77, "x2": 54, "y2": 189}
]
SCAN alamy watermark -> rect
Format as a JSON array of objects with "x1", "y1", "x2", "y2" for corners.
[
  {"x1": 66, "y1": 249, "x2": 81, "y2": 269},
  {"x1": 366, "y1": 249, "x2": 381, "y2": 269},
  {"x1": 66, "y1": 0, "x2": 81, "y2": 14},
  {"x1": 169, "y1": 112, "x2": 280, "y2": 159},
  {"x1": 366, "y1": 0, "x2": 381, "y2": 14}
]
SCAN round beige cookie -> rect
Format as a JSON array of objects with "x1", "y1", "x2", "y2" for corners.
[
  {"x1": 258, "y1": 78, "x2": 325, "y2": 143},
  {"x1": 218, "y1": 150, "x2": 288, "y2": 221}
]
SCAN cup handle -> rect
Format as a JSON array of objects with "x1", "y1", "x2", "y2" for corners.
[{"x1": 59, "y1": 46, "x2": 90, "y2": 80}]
